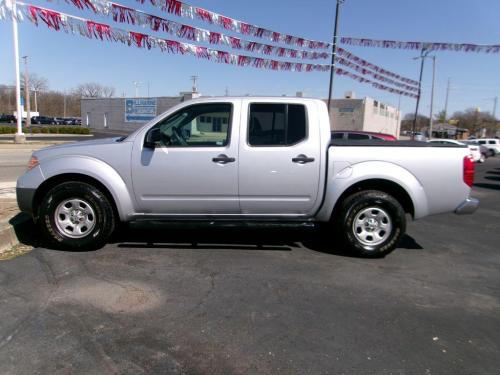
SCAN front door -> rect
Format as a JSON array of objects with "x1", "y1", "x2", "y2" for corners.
[
  {"x1": 131, "y1": 101, "x2": 240, "y2": 215},
  {"x1": 238, "y1": 101, "x2": 321, "y2": 216}
]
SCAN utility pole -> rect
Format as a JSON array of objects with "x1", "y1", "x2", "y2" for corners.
[
  {"x1": 133, "y1": 81, "x2": 141, "y2": 98},
  {"x1": 33, "y1": 89, "x2": 38, "y2": 113},
  {"x1": 22, "y1": 55, "x2": 31, "y2": 127},
  {"x1": 412, "y1": 48, "x2": 430, "y2": 139},
  {"x1": 443, "y1": 77, "x2": 451, "y2": 121},
  {"x1": 482, "y1": 97, "x2": 498, "y2": 119},
  {"x1": 428, "y1": 56, "x2": 436, "y2": 139},
  {"x1": 190, "y1": 75, "x2": 198, "y2": 93},
  {"x1": 63, "y1": 90, "x2": 67, "y2": 118},
  {"x1": 327, "y1": 0, "x2": 345, "y2": 117},
  {"x1": 397, "y1": 93, "x2": 402, "y2": 136},
  {"x1": 225, "y1": 86, "x2": 229, "y2": 96}
]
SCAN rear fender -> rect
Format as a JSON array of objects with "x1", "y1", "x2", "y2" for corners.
[{"x1": 316, "y1": 161, "x2": 428, "y2": 221}]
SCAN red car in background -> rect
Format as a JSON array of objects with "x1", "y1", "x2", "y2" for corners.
[{"x1": 331, "y1": 130, "x2": 397, "y2": 141}]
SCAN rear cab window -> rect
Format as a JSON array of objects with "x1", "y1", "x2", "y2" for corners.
[
  {"x1": 248, "y1": 103, "x2": 307, "y2": 146},
  {"x1": 347, "y1": 133, "x2": 370, "y2": 140}
]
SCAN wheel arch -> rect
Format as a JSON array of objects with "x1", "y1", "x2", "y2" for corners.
[
  {"x1": 32, "y1": 173, "x2": 121, "y2": 221},
  {"x1": 330, "y1": 178, "x2": 415, "y2": 222}
]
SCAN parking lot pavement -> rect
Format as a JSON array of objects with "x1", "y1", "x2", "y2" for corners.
[{"x1": 0, "y1": 159, "x2": 499, "y2": 374}]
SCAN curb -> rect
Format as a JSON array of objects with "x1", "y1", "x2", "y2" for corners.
[
  {"x1": 0, "y1": 202, "x2": 34, "y2": 255},
  {"x1": 0, "y1": 204, "x2": 24, "y2": 254}
]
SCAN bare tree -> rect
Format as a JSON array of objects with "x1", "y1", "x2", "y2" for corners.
[
  {"x1": 401, "y1": 113, "x2": 430, "y2": 132},
  {"x1": 73, "y1": 83, "x2": 115, "y2": 98},
  {"x1": 451, "y1": 108, "x2": 496, "y2": 136},
  {"x1": 20, "y1": 73, "x2": 49, "y2": 92}
]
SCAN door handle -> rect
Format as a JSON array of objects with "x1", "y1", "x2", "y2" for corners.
[
  {"x1": 292, "y1": 154, "x2": 315, "y2": 164},
  {"x1": 212, "y1": 154, "x2": 236, "y2": 164}
]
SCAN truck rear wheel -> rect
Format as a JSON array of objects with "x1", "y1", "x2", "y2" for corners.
[
  {"x1": 335, "y1": 190, "x2": 406, "y2": 257},
  {"x1": 38, "y1": 182, "x2": 115, "y2": 250}
]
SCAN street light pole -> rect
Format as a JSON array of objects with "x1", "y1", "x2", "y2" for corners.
[
  {"x1": 10, "y1": 0, "x2": 25, "y2": 142},
  {"x1": 327, "y1": 0, "x2": 344, "y2": 117},
  {"x1": 493, "y1": 96, "x2": 497, "y2": 119},
  {"x1": 443, "y1": 77, "x2": 450, "y2": 121},
  {"x1": 22, "y1": 55, "x2": 31, "y2": 128},
  {"x1": 412, "y1": 48, "x2": 429, "y2": 139},
  {"x1": 428, "y1": 56, "x2": 436, "y2": 139},
  {"x1": 133, "y1": 81, "x2": 141, "y2": 98}
]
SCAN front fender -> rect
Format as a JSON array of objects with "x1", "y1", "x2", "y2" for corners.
[
  {"x1": 38, "y1": 156, "x2": 135, "y2": 221},
  {"x1": 316, "y1": 160, "x2": 428, "y2": 221}
]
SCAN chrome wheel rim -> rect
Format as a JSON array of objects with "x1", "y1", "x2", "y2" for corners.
[
  {"x1": 54, "y1": 198, "x2": 96, "y2": 238},
  {"x1": 353, "y1": 207, "x2": 392, "y2": 247}
]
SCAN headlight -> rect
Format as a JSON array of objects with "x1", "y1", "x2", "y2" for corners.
[{"x1": 27, "y1": 155, "x2": 39, "y2": 171}]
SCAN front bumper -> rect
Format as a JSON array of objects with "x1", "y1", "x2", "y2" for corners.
[
  {"x1": 455, "y1": 197, "x2": 479, "y2": 215},
  {"x1": 16, "y1": 187, "x2": 36, "y2": 215}
]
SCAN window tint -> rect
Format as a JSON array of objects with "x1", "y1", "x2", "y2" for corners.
[
  {"x1": 287, "y1": 104, "x2": 307, "y2": 144},
  {"x1": 248, "y1": 103, "x2": 306, "y2": 146},
  {"x1": 479, "y1": 140, "x2": 486, "y2": 144},
  {"x1": 154, "y1": 103, "x2": 231, "y2": 147},
  {"x1": 489, "y1": 140, "x2": 496, "y2": 144},
  {"x1": 347, "y1": 133, "x2": 370, "y2": 140},
  {"x1": 331, "y1": 132, "x2": 344, "y2": 139}
]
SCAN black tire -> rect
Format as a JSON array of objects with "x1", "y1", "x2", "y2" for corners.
[
  {"x1": 38, "y1": 182, "x2": 115, "y2": 250},
  {"x1": 334, "y1": 190, "x2": 406, "y2": 257}
]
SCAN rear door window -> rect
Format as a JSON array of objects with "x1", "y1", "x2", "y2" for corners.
[
  {"x1": 331, "y1": 132, "x2": 344, "y2": 139},
  {"x1": 248, "y1": 103, "x2": 307, "y2": 146},
  {"x1": 347, "y1": 133, "x2": 370, "y2": 140}
]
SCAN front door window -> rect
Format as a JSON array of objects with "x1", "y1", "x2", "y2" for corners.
[{"x1": 152, "y1": 103, "x2": 232, "y2": 147}]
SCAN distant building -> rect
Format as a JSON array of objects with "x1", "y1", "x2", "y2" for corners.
[
  {"x1": 424, "y1": 123, "x2": 469, "y2": 139},
  {"x1": 81, "y1": 91, "x2": 200, "y2": 132},
  {"x1": 326, "y1": 92, "x2": 401, "y2": 137}
]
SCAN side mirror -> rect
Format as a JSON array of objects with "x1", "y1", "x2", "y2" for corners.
[{"x1": 144, "y1": 128, "x2": 161, "y2": 149}]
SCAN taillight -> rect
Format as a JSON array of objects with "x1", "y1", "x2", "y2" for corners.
[{"x1": 463, "y1": 156, "x2": 474, "y2": 187}]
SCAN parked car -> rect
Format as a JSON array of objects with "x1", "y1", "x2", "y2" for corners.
[
  {"x1": 462, "y1": 140, "x2": 489, "y2": 162},
  {"x1": 0, "y1": 114, "x2": 16, "y2": 123},
  {"x1": 32, "y1": 116, "x2": 58, "y2": 125},
  {"x1": 66, "y1": 117, "x2": 82, "y2": 125},
  {"x1": 17, "y1": 97, "x2": 478, "y2": 257},
  {"x1": 332, "y1": 130, "x2": 397, "y2": 141},
  {"x1": 62, "y1": 117, "x2": 76, "y2": 125},
  {"x1": 429, "y1": 139, "x2": 483, "y2": 163},
  {"x1": 477, "y1": 138, "x2": 500, "y2": 156}
]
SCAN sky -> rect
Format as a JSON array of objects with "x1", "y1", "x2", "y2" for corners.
[{"x1": 1, "y1": 0, "x2": 500, "y2": 118}]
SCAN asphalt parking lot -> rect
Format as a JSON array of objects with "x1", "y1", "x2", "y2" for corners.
[{"x1": 1, "y1": 158, "x2": 499, "y2": 374}]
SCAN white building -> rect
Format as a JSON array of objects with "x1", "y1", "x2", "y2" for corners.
[{"x1": 327, "y1": 92, "x2": 401, "y2": 137}]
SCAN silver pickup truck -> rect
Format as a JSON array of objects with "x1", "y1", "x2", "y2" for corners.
[{"x1": 16, "y1": 97, "x2": 478, "y2": 257}]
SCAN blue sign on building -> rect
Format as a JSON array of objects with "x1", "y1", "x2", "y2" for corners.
[{"x1": 125, "y1": 98, "x2": 157, "y2": 122}]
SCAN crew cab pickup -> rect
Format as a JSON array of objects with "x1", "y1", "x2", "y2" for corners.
[{"x1": 16, "y1": 97, "x2": 479, "y2": 256}]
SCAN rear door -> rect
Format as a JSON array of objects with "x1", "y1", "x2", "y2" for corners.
[{"x1": 238, "y1": 100, "x2": 321, "y2": 216}]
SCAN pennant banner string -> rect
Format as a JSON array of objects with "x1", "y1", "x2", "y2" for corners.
[
  {"x1": 60, "y1": 0, "x2": 421, "y2": 86},
  {"x1": 335, "y1": 56, "x2": 419, "y2": 93},
  {"x1": 135, "y1": 0, "x2": 332, "y2": 50},
  {"x1": 61, "y1": 0, "x2": 331, "y2": 61},
  {"x1": 337, "y1": 48, "x2": 419, "y2": 86},
  {"x1": 0, "y1": 1, "x2": 419, "y2": 98},
  {"x1": 340, "y1": 37, "x2": 500, "y2": 54}
]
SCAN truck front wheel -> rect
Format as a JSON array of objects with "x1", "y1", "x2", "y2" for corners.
[
  {"x1": 38, "y1": 182, "x2": 115, "y2": 250},
  {"x1": 335, "y1": 190, "x2": 406, "y2": 257}
]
